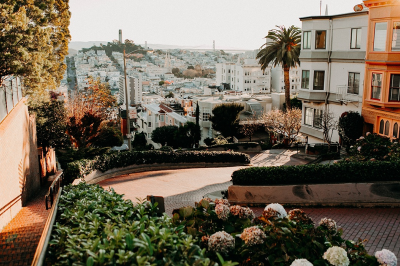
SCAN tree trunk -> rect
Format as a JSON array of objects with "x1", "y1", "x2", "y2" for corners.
[{"x1": 283, "y1": 65, "x2": 291, "y2": 110}]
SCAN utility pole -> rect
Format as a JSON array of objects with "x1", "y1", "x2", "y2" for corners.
[{"x1": 122, "y1": 31, "x2": 132, "y2": 151}]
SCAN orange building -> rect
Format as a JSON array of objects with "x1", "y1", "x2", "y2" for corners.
[{"x1": 362, "y1": 0, "x2": 400, "y2": 138}]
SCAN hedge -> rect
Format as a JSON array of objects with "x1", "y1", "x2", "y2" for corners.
[
  {"x1": 64, "y1": 150, "x2": 250, "y2": 182},
  {"x1": 231, "y1": 161, "x2": 400, "y2": 186},
  {"x1": 45, "y1": 183, "x2": 215, "y2": 265}
]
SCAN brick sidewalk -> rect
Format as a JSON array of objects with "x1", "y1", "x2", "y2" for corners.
[
  {"x1": 251, "y1": 207, "x2": 400, "y2": 257},
  {"x1": 0, "y1": 187, "x2": 49, "y2": 266}
]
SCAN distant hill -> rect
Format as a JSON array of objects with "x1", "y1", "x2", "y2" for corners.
[
  {"x1": 69, "y1": 41, "x2": 252, "y2": 54},
  {"x1": 68, "y1": 48, "x2": 78, "y2": 56}
]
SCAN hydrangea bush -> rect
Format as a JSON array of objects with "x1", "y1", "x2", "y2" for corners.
[{"x1": 172, "y1": 200, "x2": 396, "y2": 266}]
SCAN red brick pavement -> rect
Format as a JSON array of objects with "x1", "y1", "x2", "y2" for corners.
[
  {"x1": 0, "y1": 187, "x2": 50, "y2": 266},
  {"x1": 251, "y1": 207, "x2": 400, "y2": 257}
]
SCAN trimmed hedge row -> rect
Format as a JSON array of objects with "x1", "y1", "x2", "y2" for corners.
[
  {"x1": 231, "y1": 161, "x2": 400, "y2": 186},
  {"x1": 64, "y1": 150, "x2": 250, "y2": 182}
]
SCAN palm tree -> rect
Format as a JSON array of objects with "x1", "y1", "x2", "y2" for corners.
[{"x1": 257, "y1": 25, "x2": 301, "y2": 110}]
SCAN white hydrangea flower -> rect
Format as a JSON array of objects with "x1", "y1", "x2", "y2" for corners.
[
  {"x1": 290, "y1": 259, "x2": 313, "y2": 266},
  {"x1": 214, "y1": 198, "x2": 230, "y2": 206},
  {"x1": 375, "y1": 249, "x2": 397, "y2": 266},
  {"x1": 208, "y1": 231, "x2": 235, "y2": 255},
  {"x1": 240, "y1": 226, "x2": 266, "y2": 246},
  {"x1": 264, "y1": 203, "x2": 287, "y2": 219},
  {"x1": 215, "y1": 203, "x2": 230, "y2": 220},
  {"x1": 323, "y1": 246, "x2": 350, "y2": 266},
  {"x1": 319, "y1": 218, "x2": 337, "y2": 231}
]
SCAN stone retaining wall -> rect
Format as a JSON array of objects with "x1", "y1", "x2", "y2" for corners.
[{"x1": 228, "y1": 182, "x2": 400, "y2": 207}]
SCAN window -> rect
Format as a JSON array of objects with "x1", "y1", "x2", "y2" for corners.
[
  {"x1": 351, "y1": 28, "x2": 361, "y2": 49},
  {"x1": 148, "y1": 122, "x2": 152, "y2": 127},
  {"x1": 303, "y1": 31, "x2": 311, "y2": 49},
  {"x1": 160, "y1": 115, "x2": 164, "y2": 122},
  {"x1": 202, "y1": 108, "x2": 210, "y2": 121},
  {"x1": 385, "y1": 121, "x2": 390, "y2": 136},
  {"x1": 348, "y1": 72, "x2": 360, "y2": 94},
  {"x1": 379, "y1": 120, "x2": 384, "y2": 134},
  {"x1": 374, "y1": 22, "x2": 387, "y2": 51},
  {"x1": 393, "y1": 123, "x2": 399, "y2": 138},
  {"x1": 371, "y1": 73, "x2": 382, "y2": 100},
  {"x1": 304, "y1": 108, "x2": 323, "y2": 128},
  {"x1": 389, "y1": 74, "x2": 400, "y2": 101},
  {"x1": 301, "y1": 70, "x2": 310, "y2": 89},
  {"x1": 313, "y1": 71, "x2": 325, "y2": 90},
  {"x1": 315, "y1": 31, "x2": 326, "y2": 49},
  {"x1": 392, "y1": 22, "x2": 400, "y2": 51}
]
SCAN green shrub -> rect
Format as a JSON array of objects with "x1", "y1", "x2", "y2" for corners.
[
  {"x1": 64, "y1": 150, "x2": 250, "y2": 183},
  {"x1": 159, "y1": 146, "x2": 173, "y2": 152},
  {"x1": 231, "y1": 161, "x2": 400, "y2": 186},
  {"x1": 46, "y1": 183, "x2": 216, "y2": 265},
  {"x1": 347, "y1": 133, "x2": 400, "y2": 162}
]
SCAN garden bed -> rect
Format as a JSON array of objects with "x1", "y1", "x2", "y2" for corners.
[{"x1": 44, "y1": 183, "x2": 396, "y2": 265}]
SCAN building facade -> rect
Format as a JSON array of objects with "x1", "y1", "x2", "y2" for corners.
[
  {"x1": 361, "y1": 0, "x2": 400, "y2": 139},
  {"x1": 298, "y1": 10, "x2": 368, "y2": 142}
]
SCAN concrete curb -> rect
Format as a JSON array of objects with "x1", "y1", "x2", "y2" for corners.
[{"x1": 228, "y1": 182, "x2": 400, "y2": 207}]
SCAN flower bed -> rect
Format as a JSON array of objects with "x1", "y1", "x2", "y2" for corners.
[
  {"x1": 64, "y1": 150, "x2": 250, "y2": 183},
  {"x1": 172, "y1": 199, "x2": 397, "y2": 266},
  {"x1": 231, "y1": 161, "x2": 400, "y2": 186},
  {"x1": 46, "y1": 184, "x2": 397, "y2": 265}
]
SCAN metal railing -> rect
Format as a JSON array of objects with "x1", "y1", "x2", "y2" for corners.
[
  {"x1": 333, "y1": 85, "x2": 361, "y2": 103},
  {"x1": 45, "y1": 171, "x2": 64, "y2": 210}
]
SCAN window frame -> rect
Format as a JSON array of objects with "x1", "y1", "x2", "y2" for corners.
[
  {"x1": 373, "y1": 22, "x2": 388, "y2": 52},
  {"x1": 350, "y1": 28, "x2": 362, "y2": 49},
  {"x1": 392, "y1": 21, "x2": 400, "y2": 51},
  {"x1": 371, "y1": 72, "x2": 383, "y2": 100},
  {"x1": 348, "y1": 72, "x2": 360, "y2": 95},
  {"x1": 315, "y1": 30, "x2": 327, "y2": 49},
  {"x1": 301, "y1": 70, "x2": 310, "y2": 89},
  {"x1": 389, "y1": 73, "x2": 400, "y2": 102},
  {"x1": 303, "y1": 31, "x2": 311, "y2": 49},
  {"x1": 313, "y1": 70, "x2": 325, "y2": 91}
]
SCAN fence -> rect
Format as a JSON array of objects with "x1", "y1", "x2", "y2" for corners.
[{"x1": 0, "y1": 76, "x2": 23, "y2": 123}]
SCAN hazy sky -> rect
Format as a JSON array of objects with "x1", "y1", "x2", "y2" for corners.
[{"x1": 69, "y1": 0, "x2": 365, "y2": 50}]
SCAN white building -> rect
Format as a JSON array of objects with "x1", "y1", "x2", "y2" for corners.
[
  {"x1": 118, "y1": 74, "x2": 143, "y2": 105},
  {"x1": 297, "y1": 10, "x2": 368, "y2": 143},
  {"x1": 216, "y1": 59, "x2": 271, "y2": 93}
]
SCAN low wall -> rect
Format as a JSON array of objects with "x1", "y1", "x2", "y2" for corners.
[
  {"x1": 228, "y1": 182, "x2": 400, "y2": 207},
  {"x1": 0, "y1": 99, "x2": 40, "y2": 230},
  {"x1": 79, "y1": 162, "x2": 248, "y2": 185}
]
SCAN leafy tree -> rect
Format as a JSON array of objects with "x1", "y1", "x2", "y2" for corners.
[
  {"x1": 31, "y1": 99, "x2": 70, "y2": 150},
  {"x1": 241, "y1": 115, "x2": 260, "y2": 142},
  {"x1": 262, "y1": 108, "x2": 302, "y2": 145},
  {"x1": 151, "y1": 126, "x2": 179, "y2": 146},
  {"x1": 132, "y1": 132, "x2": 147, "y2": 149},
  {"x1": 65, "y1": 79, "x2": 117, "y2": 148},
  {"x1": 93, "y1": 126, "x2": 123, "y2": 148},
  {"x1": 172, "y1": 68, "x2": 180, "y2": 74},
  {"x1": 283, "y1": 97, "x2": 302, "y2": 111},
  {"x1": 338, "y1": 111, "x2": 364, "y2": 151},
  {"x1": 159, "y1": 81, "x2": 165, "y2": 86},
  {"x1": 165, "y1": 91, "x2": 174, "y2": 98},
  {"x1": 210, "y1": 103, "x2": 244, "y2": 138},
  {"x1": 187, "y1": 65, "x2": 194, "y2": 70},
  {"x1": 257, "y1": 25, "x2": 301, "y2": 110},
  {"x1": 0, "y1": 1, "x2": 71, "y2": 96},
  {"x1": 177, "y1": 122, "x2": 201, "y2": 148}
]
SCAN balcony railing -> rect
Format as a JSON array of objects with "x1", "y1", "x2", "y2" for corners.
[{"x1": 332, "y1": 85, "x2": 362, "y2": 103}]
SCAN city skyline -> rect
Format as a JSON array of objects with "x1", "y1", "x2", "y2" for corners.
[{"x1": 69, "y1": 0, "x2": 365, "y2": 50}]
